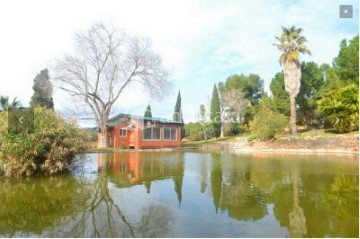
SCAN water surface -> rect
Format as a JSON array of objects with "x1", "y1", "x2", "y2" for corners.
[{"x1": 0, "y1": 152, "x2": 358, "y2": 237}]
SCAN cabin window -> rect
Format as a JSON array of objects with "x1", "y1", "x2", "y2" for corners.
[
  {"x1": 142, "y1": 127, "x2": 161, "y2": 140},
  {"x1": 164, "y1": 127, "x2": 177, "y2": 141},
  {"x1": 153, "y1": 127, "x2": 161, "y2": 139},
  {"x1": 119, "y1": 129, "x2": 127, "y2": 137}
]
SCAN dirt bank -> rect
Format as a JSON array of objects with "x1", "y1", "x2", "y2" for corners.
[{"x1": 199, "y1": 135, "x2": 359, "y2": 155}]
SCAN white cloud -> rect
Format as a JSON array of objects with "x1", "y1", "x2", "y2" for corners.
[{"x1": 0, "y1": 0, "x2": 358, "y2": 125}]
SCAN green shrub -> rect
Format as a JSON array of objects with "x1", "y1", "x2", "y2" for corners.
[
  {"x1": 318, "y1": 84, "x2": 359, "y2": 133},
  {"x1": 224, "y1": 122, "x2": 241, "y2": 136},
  {"x1": 0, "y1": 107, "x2": 90, "y2": 177},
  {"x1": 249, "y1": 107, "x2": 288, "y2": 140},
  {"x1": 184, "y1": 122, "x2": 209, "y2": 141}
]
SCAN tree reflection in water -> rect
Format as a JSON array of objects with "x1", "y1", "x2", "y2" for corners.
[
  {"x1": 0, "y1": 176, "x2": 89, "y2": 237},
  {"x1": 289, "y1": 165, "x2": 307, "y2": 238},
  {"x1": 249, "y1": 154, "x2": 358, "y2": 238},
  {"x1": 56, "y1": 153, "x2": 176, "y2": 238},
  {"x1": 0, "y1": 152, "x2": 357, "y2": 238},
  {"x1": 210, "y1": 153, "x2": 267, "y2": 220},
  {"x1": 0, "y1": 153, "x2": 176, "y2": 238},
  {"x1": 199, "y1": 154, "x2": 209, "y2": 193},
  {"x1": 207, "y1": 153, "x2": 358, "y2": 238}
]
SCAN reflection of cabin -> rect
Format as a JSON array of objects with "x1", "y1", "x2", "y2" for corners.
[
  {"x1": 98, "y1": 113, "x2": 183, "y2": 149},
  {"x1": 97, "y1": 152, "x2": 184, "y2": 203}
]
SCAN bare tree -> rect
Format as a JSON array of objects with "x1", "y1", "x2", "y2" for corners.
[
  {"x1": 199, "y1": 104, "x2": 208, "y2": 142},
  {"x1": 219, "y1": 89, "x2": 248, "y2": 137},
  {"x1": 53, "y1": 22, "x2": 170, "y2": 147}
]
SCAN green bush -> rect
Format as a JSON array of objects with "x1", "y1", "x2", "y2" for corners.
[
  {"x1": 249, "y1": 107, "x2": 288, "y2": 140},
  {"x1": 224, "y1": 122, "x2": 241, "y2": 136},
  {"x1": 184, "y1": 122, "x2": 209, "y2": 141},
  {"x1": 318, "y1": 84, "x2": 359, "y2": 133},
  {"x1": 0, "y1": 107, "x2": 90, "y2": 177}
]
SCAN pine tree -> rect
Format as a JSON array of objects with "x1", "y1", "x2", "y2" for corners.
[
  {"x1": 173, "y1": 90, "x2": 185, "y2": 138},
  {"x1": 210, "y1": 84, "x2": 221, "y2": 137},
  {"x1": 144, "y1": 104, "x2": 152, "y2": 118},
  {"x1": 30, "y1": 69, "x2": 54, "y2": 109}
]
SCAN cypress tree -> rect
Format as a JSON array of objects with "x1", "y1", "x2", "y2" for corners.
[
  {"x1": 210, "y1": 84, "x2": 221, "y2": 137},
  {"x1": 173, "y1": 90, "x2": 185, "y2": 139},
  {"x1": 30, "y1": 69, "x2": 54, "y2": 109},
  {"x1": 144, "y1": 104, "x2": 152, "y2": 118},
  {"x1": 173, "y1": 91, "x2": 182, "y2": 122}
]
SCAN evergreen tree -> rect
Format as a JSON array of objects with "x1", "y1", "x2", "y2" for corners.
[
  {"x1": 30, "y1": 69, "x2": 54, "y2": 109},
  {"x1": 297, "y1": 61, "x2": 324, "y2": 126},
  {"x1": 270, "y1": 72, "x2": 290, "y2": 116},
  {"x1": 210, "y1": 84, "x2": 221, "y2": 138},
  {"x1": 144, "y1": 104, "x2": 152, "y2": 118},
  {"x1": 332, "y1": 35, "x2": 359, "y2": 84},
  {"x1": 173, "y1": 90, "x2": 185, "y2": 138},
  {"x1": 173, "y1": 91, "x2": 182, "y2": 122}
]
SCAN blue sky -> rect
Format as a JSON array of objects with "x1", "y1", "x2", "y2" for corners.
[{"x1": 0, "y1": 0, "x2": 358, "y2": 125}]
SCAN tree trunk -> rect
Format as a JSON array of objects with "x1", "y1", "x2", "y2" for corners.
[
  {"x1": 99, "y1": 124, "x2": 110, "y2": 148},
  {"x1": 290, "y1": 96, "x2": 297, "y2": 135},
  {"x1": 289, "y1": 166, "x2": 307, "y2": 237},
  {"x1": 220, "y1": 123, "x2": 224, "y2": 138},
  {"x1": 203, "y1": 127, "x2": 207, "y2": 142}
]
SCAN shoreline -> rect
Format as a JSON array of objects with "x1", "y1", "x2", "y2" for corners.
[
  {"x1": 88, "y1": 134, "x2": 359, "y2": 156},
  {"x1": 229, "y1": 148, "x2": 359, "y2": 155},
  {"x1": 86, "y1": 146, "x2": 359, "y2": 156}
]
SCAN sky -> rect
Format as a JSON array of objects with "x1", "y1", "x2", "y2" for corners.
[{"x1": 0, "y1": 0, "x2": 358, "y2": 125}]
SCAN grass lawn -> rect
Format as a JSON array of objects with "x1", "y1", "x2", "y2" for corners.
[{"x1": 181, "y1": 134, "x2": 245, "y2": 147}]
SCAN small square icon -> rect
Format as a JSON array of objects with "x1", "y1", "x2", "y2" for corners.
[
  {"x1": 339, "y1": 5, "x2": 353, "y2": 18},
  {"x1": 8, "y1": 108, "x2": 34, "y2": 134}
]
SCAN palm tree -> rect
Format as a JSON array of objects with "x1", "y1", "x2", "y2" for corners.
[
  {"x1": 0, "y1": 96, "x2": 21, "y2": 111},
  {"x1": 274, "y1": 26, "x2": 311, "y2": 134}
]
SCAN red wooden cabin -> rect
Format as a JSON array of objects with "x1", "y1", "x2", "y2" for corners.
[{"x1": 97, "y1": 113, "x2": 183, "y2": 149}]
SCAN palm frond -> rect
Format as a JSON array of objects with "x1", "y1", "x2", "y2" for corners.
[{"x1": 274, "y1": 25, "x2": 310, "y2": 64}]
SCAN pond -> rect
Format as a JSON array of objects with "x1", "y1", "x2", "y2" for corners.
[{"x1": 0, "y1": 151, "x2": 358, "y2": 237}]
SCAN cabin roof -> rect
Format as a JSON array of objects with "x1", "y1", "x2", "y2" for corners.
[{"x1": 108, "y1": 113, "x2": 183, "y2": 127}]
